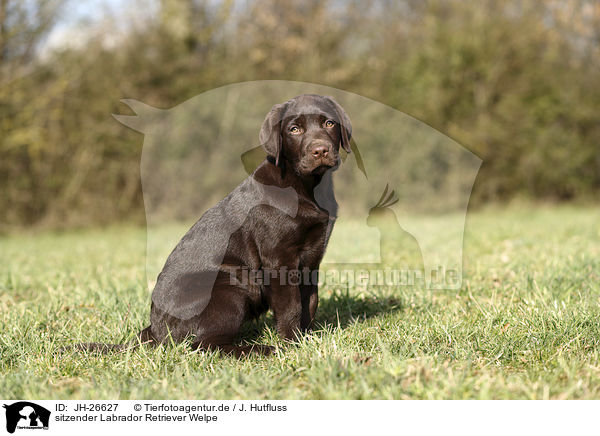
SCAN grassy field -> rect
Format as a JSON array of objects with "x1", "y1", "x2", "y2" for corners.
[{"x1": 1, "y1": 205, "x2": 599, "y2": 399}]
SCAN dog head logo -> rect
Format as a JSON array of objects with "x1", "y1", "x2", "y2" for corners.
[
  {"x1": 3, "y1": 402, "x2": 50, "y2": 434},
  {"x1": 113, "y1": 81, "x2": 481, "y2": 297}
]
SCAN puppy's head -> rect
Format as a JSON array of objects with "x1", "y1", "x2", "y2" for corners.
[{"x1": 259, "y1": 94, "x2": 352, "y2": 177}]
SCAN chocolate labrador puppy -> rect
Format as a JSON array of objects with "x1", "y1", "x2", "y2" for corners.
[{"x1": 80, "y1": 94, "x2": 351, "y2": 357}]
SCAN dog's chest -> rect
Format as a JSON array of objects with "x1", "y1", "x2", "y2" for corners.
[{"x1": 297, "y1": 210, "x2": 333, "y2": 262}]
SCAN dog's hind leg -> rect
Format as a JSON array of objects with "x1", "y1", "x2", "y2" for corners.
[
  {"x1": 190, "y1": 286, "x2": 274, "y2": 357},
  {"x1": 135, "y1": 325, "x2": 159, "y2": 346}
]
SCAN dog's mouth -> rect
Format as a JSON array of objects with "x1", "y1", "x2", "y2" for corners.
[
  {"x1": 311, "y1": 164, "x2": 332, "y2": 176},
  {"x1": 310, "y1": 154, "x2": 341, "y2": 174},
  {"x1": 297, "y1": 154, "x2": 339, "y2": 177}
]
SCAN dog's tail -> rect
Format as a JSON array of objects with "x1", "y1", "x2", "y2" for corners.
[{"x1": 61, "y1": 326, "x2": 156, "y2": 354}]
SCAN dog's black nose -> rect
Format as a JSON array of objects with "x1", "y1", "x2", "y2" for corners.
[{"x1": 311, "y1": 145, "x2": 329, "y2": 159}]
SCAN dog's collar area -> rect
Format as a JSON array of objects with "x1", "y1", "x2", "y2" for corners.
[{"x1": 267, "y1": 154, "x2": 287, "y2": 171}]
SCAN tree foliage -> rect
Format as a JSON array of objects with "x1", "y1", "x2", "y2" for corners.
[{"x1": 1, "y1": 0, "x2": 599, "y2": 229}]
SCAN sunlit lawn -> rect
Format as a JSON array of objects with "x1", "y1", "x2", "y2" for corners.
[{"x1": 1, "y1": 205, "x2": 599, "y2": 399}]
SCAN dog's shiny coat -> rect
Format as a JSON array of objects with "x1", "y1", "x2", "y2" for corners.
[{"x1": 79, "y1": 94, "x2": 352, "y2": 357}]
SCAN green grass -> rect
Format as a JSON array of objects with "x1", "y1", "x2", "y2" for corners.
[{"x1": 1, "y1": 205, "x2": 599, "y2": 399}]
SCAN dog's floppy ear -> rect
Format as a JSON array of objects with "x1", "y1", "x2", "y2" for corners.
[
  {"x1": 259, "y1": 102, "x2": 286, "y2": 166},
  {"x1": 325, "y1": 96, "x2": 352, "y2": 153}
]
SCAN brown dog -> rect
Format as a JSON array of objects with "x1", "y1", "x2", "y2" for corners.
[{"x1": 80, "y1": 94, "x2": 352, "y2": 356}]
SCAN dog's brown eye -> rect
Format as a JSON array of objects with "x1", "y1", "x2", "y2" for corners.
[
  {"x1": 325, "y1": 120, "x2": 335, "y2": 128},
  {"x1": 289, "y1": 125, "x2": 301, "y2": 134}
]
